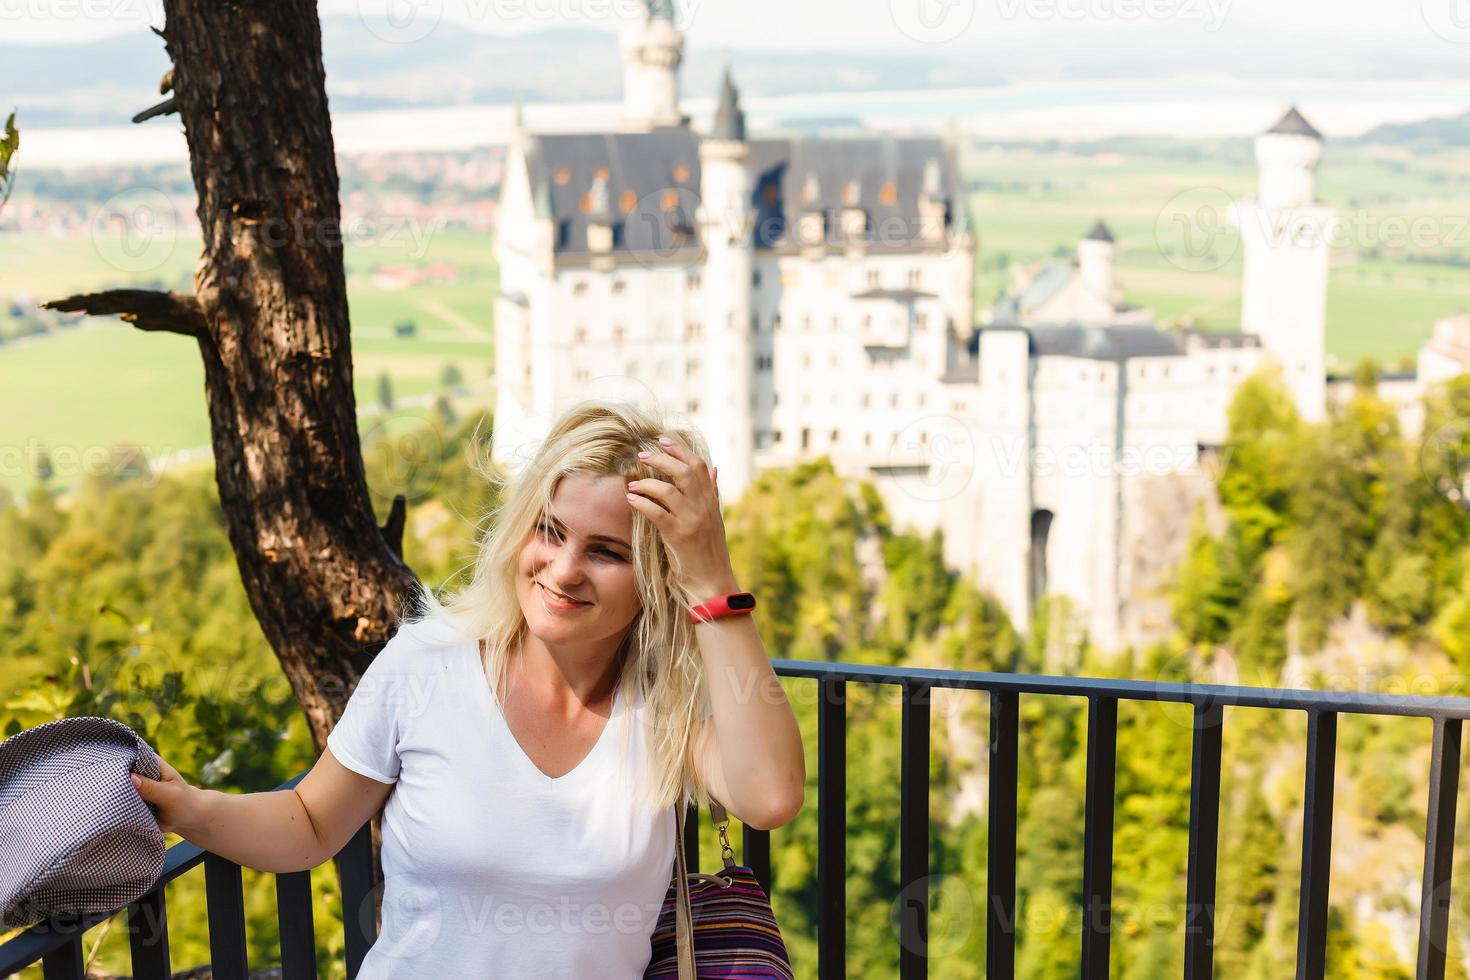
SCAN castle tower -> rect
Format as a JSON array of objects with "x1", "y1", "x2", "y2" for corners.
[
  {"x1": 1233, "y1": 106, "x2": 1334, "y2": 422},
  {"x1": 696, "y1": 68, "x2": 755, "y2": 499},
  {"x1": 1078, "y1": 219, "x2": 1116, "y2": 304},
  {"x1": 620, "y1": 0, "x2": 688, "y2": 132}
]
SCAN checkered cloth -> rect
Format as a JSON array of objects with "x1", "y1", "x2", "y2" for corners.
[{"x1": 0, "y1": 716, "x2": 166, "y2": 929}]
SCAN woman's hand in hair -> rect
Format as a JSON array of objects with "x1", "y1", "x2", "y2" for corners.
[{"x1": 625, "y1": 435, "x2": 740, "y2": 600}]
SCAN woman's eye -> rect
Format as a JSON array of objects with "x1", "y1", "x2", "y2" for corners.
[{"x1": 596, "y1": 549, "x2": 626, "y2": 561}]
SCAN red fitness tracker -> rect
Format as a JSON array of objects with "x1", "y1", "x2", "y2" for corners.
[{"x1": 689, "y1": 592, "x2": 757, "y2": 624}]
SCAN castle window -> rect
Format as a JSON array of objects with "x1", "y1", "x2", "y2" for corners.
[
  {"x1": 801, "y1": 428, "x2": 811, "y2": 449},
  {"x1": 620, "y1": 189, "x2": 637, "y2": 212},
  {"x1": 831, "y1": 429, "x2": 841, "y2": 443},
  {"x1": 594, "y1": 166, "x2": 611, "y2": 181},
  {"x1": 774, "y1": 429, "x2": 783, "y2": 443},
  {"x1": 866, "y1": 269, "x2": 880, "y2": 288},
  {"x1": 612, "y1": 280, "x2": 626, "y2": 294},
  {"x1": 575, "y1": 368, "x2": 590, "y2": 383},
  {"x1": 1163, "y1": 365, "x2": 1172, "y2": 378},
  {"x1": 674, "y1": 164, "x2": 691, "y2": 182},
  {"x1": 689, "y1": 273, "x2": 702, "y2": 291},
  {"x1": 574, "y1": 325, "x2": 588, "y2": 343},
  {"x1": 917, "y1": 313, "x2": 928, "y2": 330},
  {"x1": 831, "y1": 315, "x2": 840, "y2": 331},
  {"x1": 830, "y1": 353, "x2": 839, "y2": 368},
  {"x1": 752, "y1": 315, "x2": 760, "y2": 334},
  {"x1": 687, "y1": 356, "x2": 700, "y2": 375},
  {"x1": 864, "y1": 433, "x2": 873, "y2": 447},
  {"x1": 555, "y1": 167, "x2": 572, "y2": 185},
  {"x1": 908, "y1": 268, "x2": 922, "y2": 287},
  {"x1": 1208, "y1": 364, "x2": 1217, "y2": 376},
  {"x1": 753, "y1": 269, "x2": 762, "y2": 287},
  {"x1": 802, "y1": 353, "x2": 812, "y2": 369},
  {"x1": 803, "y1": 315, "x2": 812, "y2": 330},
  {"x1": 689, "y1": 399, "x2": 700, "y2": 413},
  {"x1": 686, "y1": 321, "x2": 703, "y2": 339},
  {"x1": 890, "y1": 393, "x2": 900, "y2": 408},
  {"x1": 861, "y1": 393, "x2": 871, "y2": 408},
  {"x1": 572, "y1": 280, "x2": 588, "y2": 296},
  {"x1": 613, "y1": 324, "x2": 625, "y2": 343},
  {"x1": 879, "y1": 182, "x2": 897, "y2": 205},
  {"x1": 918, "y1": 393, "x2": 926, "y2": 408}
]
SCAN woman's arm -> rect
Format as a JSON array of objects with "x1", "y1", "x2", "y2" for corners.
[
  {"x1": 686, "y1": 576, "x2": 806, "y2": 829},
  {"x1": 133, "y1": 746, "x2": 394, "y2": 874}
]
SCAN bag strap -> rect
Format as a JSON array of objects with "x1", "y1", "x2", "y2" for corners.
[
  {"x1": 673, "y1": 795, "x2": 736, "y2": 978},
  {"x1": 673, "y1": 801, "x2": 696, "y2": 979}
]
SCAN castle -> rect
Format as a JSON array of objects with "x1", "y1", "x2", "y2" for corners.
[{"x1": 492, "y1": 2, "x2": 1470, "y2": 651}]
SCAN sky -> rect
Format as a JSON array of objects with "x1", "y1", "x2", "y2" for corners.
[{"x1": 0, "y1": 0, "x2": 1457, "y2": 50}]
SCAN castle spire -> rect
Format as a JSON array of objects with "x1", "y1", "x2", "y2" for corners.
[{"x1": 710, "y1": 67, "x2": 746, "y2": 141}]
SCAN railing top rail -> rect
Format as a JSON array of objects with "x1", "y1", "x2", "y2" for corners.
[{"x1": 771, "y1": 659, "x2": 1470, "y2": 720}]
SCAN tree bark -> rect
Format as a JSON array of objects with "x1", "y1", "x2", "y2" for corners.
[{"x1": 48, "y1": 0, "x2": 417, "y2": 931}]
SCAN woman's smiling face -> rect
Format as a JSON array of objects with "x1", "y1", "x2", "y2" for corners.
[{"x1": 516, "y1": 472, "x2": 642, "y2": 654}]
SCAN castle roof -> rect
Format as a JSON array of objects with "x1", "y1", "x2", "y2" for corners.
[
  {"x1": 524, "y1": 131, "x2": 964, "y2": 259},
  {"x1": 1084, "y1": 220, "x2": 1115, "y2": 243},
  {"x1": 1266, "y1": 106, "x2": 1323, "y2": 141},
  {"x1": 974, "y1": 323, "x2": 1183, "y2": 361}
]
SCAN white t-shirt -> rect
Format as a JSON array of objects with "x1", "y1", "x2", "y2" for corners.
[{"x1": 325, "y1": 617, "x2": 677, "y2": 979}]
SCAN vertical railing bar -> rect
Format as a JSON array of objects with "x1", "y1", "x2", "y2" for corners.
[
  {"x1": 39, "y1": 934, "x2": 84, "y2": 980},
  {"x1": 276, "y1": 870, "x2": 317, "y2": 980},
  {"x1": 1416, "y1": 717, "x2": 1462, "y2": 980},
  {"x1": 818, "y1": 675, "x2": 848, "y2": 980},
  {"x1": 203, "y1": 854, "x2": 249, "y2": 980},
  {"x1": 1184, "y1": 701, "x2": 1224, "y2": 979},
  {"x1": 1295, "y1": 710, "x2": 1337, "y2": 979},
  {"x1": 746, "y1": 825, "x2": 772, "y2": 895},
  {"x1": 900, "y1": 680, "x2": 932, "y2": 980},
  {"x1": 1081, "y1": 695, "x2": 1119, "y2": 979},
  {"x1": 987, "y1": 689, "x2": 1020, "y2": 980},
  {"x1": 127, "y1": 887, "x2": 171, "y2": 979},
  {"x1": 337, "y1": 820, "x2": 377, "y2": 980}
]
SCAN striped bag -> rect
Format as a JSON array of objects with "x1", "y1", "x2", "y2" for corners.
[{"x1": 644, "y1": 797, "x2": 794, "y2": 979}]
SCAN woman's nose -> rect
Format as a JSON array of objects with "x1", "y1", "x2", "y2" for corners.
[{"x1": 548, "y1": 545, "x2": 584, "y2": 583}]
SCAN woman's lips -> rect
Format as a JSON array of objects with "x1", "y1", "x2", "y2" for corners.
[{"x1": 537, "y1": 581, "x2": 590, "y2": 610}]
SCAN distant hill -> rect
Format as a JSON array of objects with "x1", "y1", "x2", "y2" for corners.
[
  {"x1": 1355, "y1": 110, "x2": 1470, "y2": 150},
  {"x1": 7, "y1": 15, "x2": 1467, "y2": 131},
  {"x1": 0, "y1": 18, "x2": 1003, "y2": 128}
]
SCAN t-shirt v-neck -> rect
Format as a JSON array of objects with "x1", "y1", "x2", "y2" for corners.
[
  {"x1": 472, "y1": 649, "x2": 623, "y2": 788},
  {"x1": 324, "y1": 618, "x2": 676, "y2": 978}
]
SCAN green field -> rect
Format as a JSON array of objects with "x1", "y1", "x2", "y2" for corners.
[
  {"x1": 0, "y1": 228, "x2": 497, "y2": 498},
  {"x1": 4, "y1": 139, "x2": 1470, "y2": 499},
  {"x1": 963, "y1": 140, "x2": 1470, "y2": 369}
]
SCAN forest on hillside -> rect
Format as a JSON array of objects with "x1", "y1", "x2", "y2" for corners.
[{"x1": 4, "y1": 361, "x2": 1470, "y2": 976}]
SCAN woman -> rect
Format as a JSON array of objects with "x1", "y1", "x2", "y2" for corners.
[{"x1": 130, "y1": 400, "x2": 806, "y2": 977}]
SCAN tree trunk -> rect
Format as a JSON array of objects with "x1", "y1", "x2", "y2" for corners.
[{"x1": 46, "y1": 0, "x2": 416, "y2": 935}]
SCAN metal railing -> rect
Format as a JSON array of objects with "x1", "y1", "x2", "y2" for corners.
[{"x1": 5, "y1": 658, "x2": 1470, "y2": 979}]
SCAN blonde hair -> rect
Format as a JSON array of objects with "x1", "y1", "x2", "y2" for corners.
[{"x1": 404, "y1": 399, "x2": 714, "y2": 815}]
